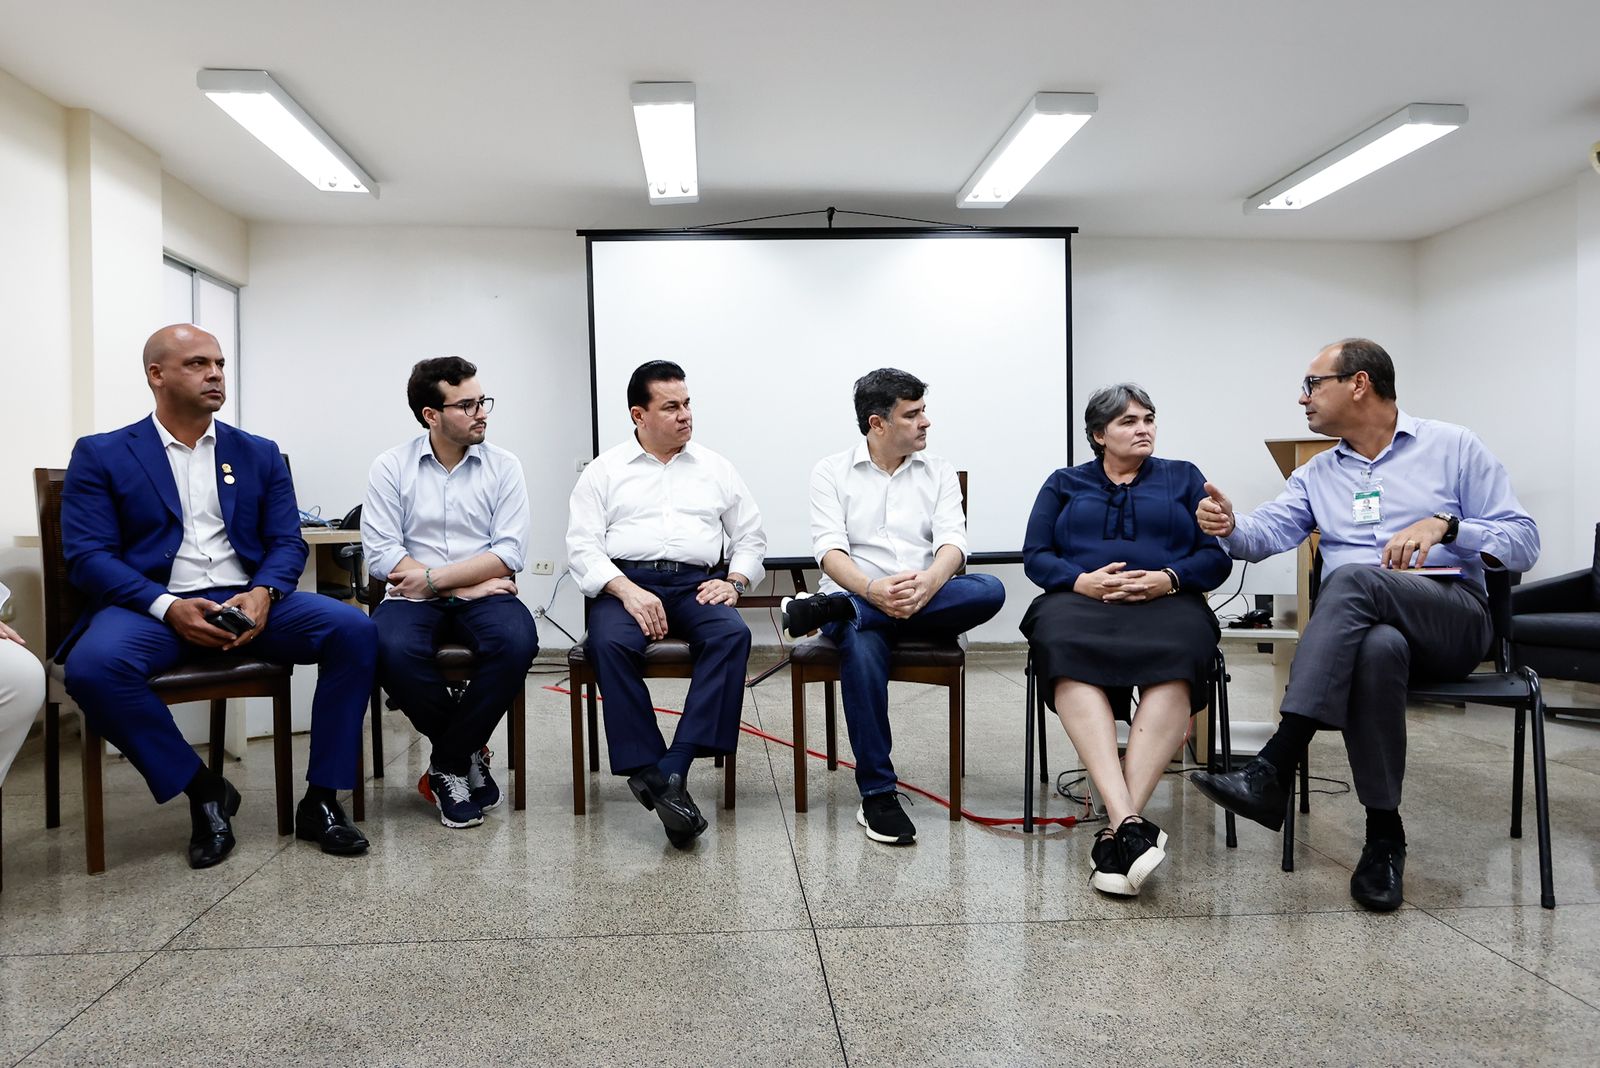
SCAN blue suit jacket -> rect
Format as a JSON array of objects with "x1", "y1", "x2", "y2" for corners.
[{"x1": 58, "y1": 416, "x2": 308, "y2": 657}]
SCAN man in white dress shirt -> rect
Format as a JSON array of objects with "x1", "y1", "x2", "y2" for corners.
[
  {"x1": 363, "y1": 357, "x2": 537, "y2": 829},
  {"x1": 566, "y1": 360, "x2": 766, "y2": 848},
  {"x1": 783, "y1": 368, "x2": 1004, "y2": 844}
]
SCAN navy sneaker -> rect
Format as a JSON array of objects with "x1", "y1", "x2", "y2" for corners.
[
  {"x1": 427, "y1": 768, "x2": 484, "y2": 829},
  {"x1": 468, "y1": 746, "x2": 501, "y2": 812}
]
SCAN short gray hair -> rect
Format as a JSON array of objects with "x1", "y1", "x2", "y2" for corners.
[{"x1": 1083, "y1": 383, "x2": 1156, "y2": 459}]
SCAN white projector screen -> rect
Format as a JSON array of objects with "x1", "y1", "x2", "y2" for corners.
[{"x1": 584, "y1": 229, "x2": 1074, "y2": 561}]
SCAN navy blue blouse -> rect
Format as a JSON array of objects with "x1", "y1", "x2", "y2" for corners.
[{"x1": 1022, "y1": 456, "x2": 1233, "y2": 594}]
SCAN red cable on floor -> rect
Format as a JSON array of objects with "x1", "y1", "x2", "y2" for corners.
[{"x1": 544, "y1": 684, "x2": 1090, "y2": 830}]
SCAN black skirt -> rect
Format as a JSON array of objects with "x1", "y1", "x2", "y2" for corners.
[{"x1": 1020, "y1": 590, "x2": 1221, "y2": 716}]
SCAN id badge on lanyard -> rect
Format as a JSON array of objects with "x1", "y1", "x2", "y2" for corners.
[{"x1": 1353, "y1": 472, "x2": 1382, "y2": 525}]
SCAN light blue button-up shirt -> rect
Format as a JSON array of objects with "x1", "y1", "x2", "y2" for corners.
[
  {"x1": 362, "y1": 435, "x2": 530, "y2": 587},
  {"x1": 1222, "y1": 411, "x2": 1540, "y2": 591}
]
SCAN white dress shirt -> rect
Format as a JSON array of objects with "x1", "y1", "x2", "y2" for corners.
[
  {"x1": 149, "y1": 415, "x2": 250, "y2": 620},
  {"x1": 566, "y1": 437, "x2": 767, "y2": 598},
  {"x1": 809, "y1": 443, "x2": 968, "y2": 596},
  {"x1": 362, "y1": 435, "x2": 530, "y2": 599}
]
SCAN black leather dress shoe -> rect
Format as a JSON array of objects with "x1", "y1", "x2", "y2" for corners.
[
  {"x1": 294, "y1": 795, "x2": 370, "y2": 856},
  {"x1": 1351, "y1": 839, "x2": 1406, "y2": 911},
  {"x1": 188, "y1": 778, "x2": 242, "y2": 869},
  {"x1": 628, "y1": 768, "x2": 708, "y2": 848},
  {"x1": 1189, "y1": 758, "x2": 1287, "y2": 831}
]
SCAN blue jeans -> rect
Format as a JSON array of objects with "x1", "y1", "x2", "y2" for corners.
[
  {"x1": 823, "y1": 572, "x2": 1005, "y2": 797},
  {"x1": 374, "y1": 594, "x2": 538, "y2": 775}
]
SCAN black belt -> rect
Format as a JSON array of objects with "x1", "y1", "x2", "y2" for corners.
[{"x1": 613, "y1": 559, "x2": 708, "y2": 573}]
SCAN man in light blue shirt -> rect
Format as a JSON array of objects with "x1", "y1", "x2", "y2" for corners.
[
  {"x1": 1190, "y1": 338, "x2": 1538, "y2": 911},
  {"x1": 363, "y1": 357, "x2": 537, "y2": 829}
]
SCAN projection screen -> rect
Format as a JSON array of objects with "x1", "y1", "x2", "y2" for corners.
[{"x1": 583, "y1": 228, "x2": 1075, "y2": 562}]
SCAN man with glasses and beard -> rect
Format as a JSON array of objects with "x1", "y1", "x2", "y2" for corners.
[{"x1": 363, "y1": 357, "x2": 537, "y2": 829}]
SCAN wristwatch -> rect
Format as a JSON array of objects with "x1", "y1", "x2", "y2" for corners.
[
  {"x1": 255, "y1": 585, "x2": 283, "y2": 603},
  {"x1": 1432, "y1": 512, "x2": 1460, "y2": 544},
  {"x1": 730, "y1": 579, "x2": 748, "y2": 595}
]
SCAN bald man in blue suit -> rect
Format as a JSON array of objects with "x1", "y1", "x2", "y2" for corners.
[{"x1": 60, "y1": 324, "x2": 375, "y2": 868}]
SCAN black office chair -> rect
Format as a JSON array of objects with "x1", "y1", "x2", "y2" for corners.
[
  {"x1": 1022, "y1": 646, "x2": 1238, "y2": 848},
  {"x1": 1281, "y1": 563, "x2": 1554, "y2": 909},
  {"x1": 1511, "y1": 522, "x2": 1599, "y2": 722}
]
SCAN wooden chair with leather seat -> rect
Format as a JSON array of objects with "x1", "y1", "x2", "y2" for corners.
[
  {"x1": 360, "y1": 577, "x2": 526, "y2": 813},
  {"x1": 567, "y1": 613, "x2": 737, "y2": 817},
  {"x1": 34, "y1": 467, "x2": 295, "y2": 874},
  {"x1": 786, "y1": 471, "x2": 971, "y2": 821}
]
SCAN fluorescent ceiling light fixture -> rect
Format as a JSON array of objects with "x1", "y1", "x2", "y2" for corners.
[
  {"x1": 197, "y1": 69, "x2": 377, "y2": 197},
  {"x1": 959, "y1": 92, "x2": 1097, "y2": 209},
  {"x1": 631, "y1": 82, "x2": 698, "y2": 205},
  {"x1": 1246, "y1": 102, "x2": 1467, "y2": 212}
]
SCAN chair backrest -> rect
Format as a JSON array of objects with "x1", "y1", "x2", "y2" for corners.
[
  {"x1": 1485, "y1": 568, "x2": 1514, "y2": 671},
  {"x1": 33, "y1": 467, "x2": 86, "y2": 657},
  {"x1": 1590, "y1": 522, "x2": 1600, "y2": 605}
]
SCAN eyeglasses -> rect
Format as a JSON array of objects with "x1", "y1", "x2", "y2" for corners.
[
  {"x1": 1300, "y1": 373, "x2": 1355, "y2": 396},
  {"x1": 437, "y1": 397, "x2": 494, "y2": 416}
]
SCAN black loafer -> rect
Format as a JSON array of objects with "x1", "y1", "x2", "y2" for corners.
[
  {"x1": 1189, "y1": 758, "x2": 1288, "y2": 831},
  {"x1": 187, "y1": 778, "x2": 242, "y2": 869},
  {"x1": 1351, "y1": 839, "x2": 1406, "y2": 911},
  {"x1": 294, "y1": 795, "x2": 369, "y2": 856},
  {"x1": 628, "y1": 768, "x2": 708, "y2": 846}
]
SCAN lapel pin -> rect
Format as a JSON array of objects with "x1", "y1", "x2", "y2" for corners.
[
  {"x1": 221, "y1": 463, "x2": 233, "y2": 473},
  {"x1": 224, "y1": 475, "x2": 236, "y2": 485}
]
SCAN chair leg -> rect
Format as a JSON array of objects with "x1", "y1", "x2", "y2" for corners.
[
  {"x1": 370, "y1": 687, "x2": 385, "y2": 779},
  {"x1": 1527, "y1": 677, "x2": 1555, "y2": 909},
  {"x1": 960, "y1": 666, "x2": 967, "y2": 778},
  {"x1": 586, "y1": 684, "x2": 600, "y2": 773},
  {"x1": 1510, "y1": 705, "x2": 1526, "y2": 839},
  {"x1": 82, "y1": 725, "x2": 105, "y2": 875},
  {"x1": 45, "y1": 701, "x2": 60, "y2": 829},
  {"x1": 1036, "y1": 682, "x2": 1050, "y2": 784},
  {"x1": 948, "y1": 672, "x2": 962, "y2": 822},
  {"x1": 1022, "y1": 656, "x2": 1035, "y2": 834},
  {"x1": 569, "y1": 673, "x2": 586, "y2": 815},
  {"x1": 513, "y1": 689, "x2": 527, "y2": 812},
  {"x1": 1281, "y1": 762, "x2": 1297, "y2": 873},
  {"x1": 724, "y1": 746, "x2": 736, "y2": 811},
  {"x1": 1217, "y1": 656, "x2": 1237, "y2": 849},
  {"x1": 1299, "y1": 757, "x2": 1310, "y2": 814},
  {"x1": 208, "y1": 698, "x2": 226, "y2": 772},
  {"x1": 791, "y1": 666, "x2": 807, "y2": 813},
  {"x1": 273, "y1": 684, "x2": 293, "y2": 836},
  {"x1": 823, "y1": 682, "x2": 838, "y2": 770},
  {"x1": 352, "y1": 733, "x2": 365, "y2": 822}
]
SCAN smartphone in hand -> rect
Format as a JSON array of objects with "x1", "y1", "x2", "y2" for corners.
[{"x1": 204, "y1": 605, "x2": 255, "y2": 637}]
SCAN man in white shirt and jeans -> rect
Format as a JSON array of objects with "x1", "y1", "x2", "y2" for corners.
[
  {"x1": 363, "y1": 357, "x2": 537, "y2": 829},
  {"x1": 566, "y1": 360, "x2": 766, "y2": 849},
  {"x1": 783, "y1": 368, "x2": 1005, "y2": 844}
]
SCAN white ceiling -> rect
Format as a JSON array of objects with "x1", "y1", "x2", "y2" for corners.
[{"x1": 3, "y1": 0, "x2": 1597, "y2": 240}]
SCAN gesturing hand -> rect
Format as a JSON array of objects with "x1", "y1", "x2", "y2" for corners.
[
  {"x1": 1381, "y1": 516, "x2": 1452, "y2": 570},
  {"x1": 1073, "y1": 562, "x2": 1128, "y2": 602},
  {"x1": 1196, "y1": 482, "x2": 1235, "y2": 538}
]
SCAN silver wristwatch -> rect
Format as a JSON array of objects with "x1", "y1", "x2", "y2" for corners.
[{"x1": 730, "y1": 579, "x2": 747, "y2": 595}]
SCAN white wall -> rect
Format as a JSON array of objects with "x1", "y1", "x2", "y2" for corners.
[
  {"x1": 242, "y1": 225, "x2": 594, "y2": 648},
  {"x1": 162, "y1": 172, "x2": 249, "y2": 285},
  {"x1": 1415, "y1": 179, "x2": 1585, "y2": 577},
  {"x1": 243, "y1": 226, "x2": 1425, "y2": 645}
]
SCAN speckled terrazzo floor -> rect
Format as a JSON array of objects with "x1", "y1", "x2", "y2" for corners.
[{"x1": 3, "y1": 649, "x2": 1599, "y2": 1066}]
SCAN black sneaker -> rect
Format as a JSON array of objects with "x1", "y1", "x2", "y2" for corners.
[
  {"x1": 782, "y1": 592, "x2": 855, "y2": 638},
  {"x1": 427, "y1": 768, "x2": 484, "y2": 829},
  {"x1": 468, "y1": 746, "x2": 501, "y2": 812},
  {"x1": 857, "y1": 791, "x2": 916, "y2": 845},
  {"x1": 1088, "y1": 828, "x2": 1136, "y2": 896},
  {"x1": 1117, "y1": 816, "x2": 1168, "y2": 892}
]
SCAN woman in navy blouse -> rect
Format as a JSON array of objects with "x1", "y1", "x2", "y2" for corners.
[{"x1": 1021, "y1": 383, "x2": 1231, "y2": 897}]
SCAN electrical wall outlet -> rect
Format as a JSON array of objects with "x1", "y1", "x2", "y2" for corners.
[
  {"x1": 531, "y1": 560, "x2": 555, "y2": 575},
  {"x1": 576, "y1": 458, "x2": 591, "y2": 473}
]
